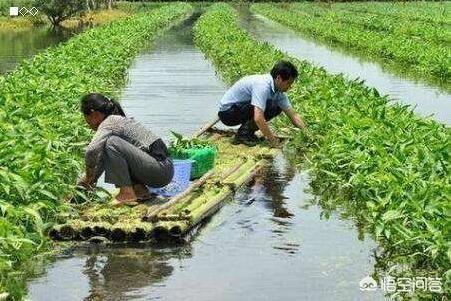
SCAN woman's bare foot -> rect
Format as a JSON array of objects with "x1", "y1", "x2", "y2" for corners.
[
  {"x1": 115, "y1": 186, "x2": 137, "y2": 203},
  {"x1": 133, "y1": 184, "x2": 151, "y2": 200}
]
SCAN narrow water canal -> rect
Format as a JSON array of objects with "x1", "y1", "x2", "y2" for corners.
[
  {"x1": 118, "y1": 14, "x2": 225, "y2": 140},
  {"x1": 27, "y1": 15, "x2": 386, "y2": 301},
  {"x1": 239, "y1": 9, "x2": 451, "y2": 126}
]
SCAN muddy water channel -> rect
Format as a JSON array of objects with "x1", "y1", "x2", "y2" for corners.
[
  {"x1": 0, "y1": 26, "x2": 83, "y2": 74},
  {"x1": 239, "y1": 10, "x2": 451, "y2": 126},
  {"x1": 27, "y1": 16, "x2": 386, "y2": 301}
]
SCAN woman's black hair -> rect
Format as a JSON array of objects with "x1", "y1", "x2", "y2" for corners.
[
  {"x1": 81, "y1": 93, "x2": 126, "y2": 117},
  {"x1": 270, "y1": 60, "x2": 298, "y2": 81}
]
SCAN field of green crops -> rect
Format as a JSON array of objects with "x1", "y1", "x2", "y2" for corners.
[
  {"x1": 0, "y1": 3, "x2": 192, "y2": 299},
  {"x1": 194, "y1": 3, "x2": 449, "y2": 299},
  {"x1": 252, "y1": 2, "x2": 450, "y2": 88},
  {"x1": 334, "y1": 1, "x2": 450, "y2": 26}
]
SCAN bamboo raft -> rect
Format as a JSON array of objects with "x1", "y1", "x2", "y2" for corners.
[{"x1": 50, "y1": 118, "x2": 280, "y2": 243}]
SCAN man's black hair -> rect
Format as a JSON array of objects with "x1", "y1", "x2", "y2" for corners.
[{"x1": 270, "y1": 60, "x2": 298, "y2": 80}]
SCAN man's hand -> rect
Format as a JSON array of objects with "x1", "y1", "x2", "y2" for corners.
[
  {"x1": 254, "y1": 106, "x2": 277, "y2": 142},
  {"x1": 294, "y1": 115, "x2": 307, "y2": 129},
  {"x1": 284, "y1": 107, "x2": 306, "y2": 129},
  {"x1": 269, "y1": 136, "x2": 281, "y2": 148}
]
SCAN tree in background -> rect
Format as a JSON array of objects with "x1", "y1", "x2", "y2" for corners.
[
  {"x1": 35, "y1": 0, "x2": 86, "y2": 26},
  {"x1": 86, "y1": 0, "x2": 116, "y2": 11}
]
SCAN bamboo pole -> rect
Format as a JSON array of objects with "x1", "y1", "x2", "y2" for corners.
[
  {"x1": 151, "y1": 220, "x2": 190, "y2": 239},
  {"x1": 219, "y1": 162, "x2": 243, "y2": 181},
  {"x1": 110, "y1": 227, "x2": 127, "y2": 242},
  {"x1": 93, "y1": 223, "x2": 110, "y2": 237},
  {"x1": 149, "y1": 221, "x2": 186, "y2": 240},
  {"x1": 173, "y1": 188, "x2": 235, "y2": 237},
  {"x1": 109, "y1": 222, "x2": 154, "y2": 242},
  {"x1": 142, "y1": 170, "x2": 215, "y2": 222},
  {"x1": 49, "y1": 227, "x2": 62, "y2": 241},
  {"x1": 228, "y1": 160, "x2": 266, "y2": 188},
  {"x1": 50, "y1": 220, "x2": 89, "y2": 241},
  {"x1": 157, "y1": 213, "x2": 190, "y2": 221},
  {"x1": 165, "y1": 159, "x2": 247, "y2": 216},
  {"x1": 221, "y1": 158, "x2": 258, "y2": 184},
  {"x1": 192, "y1": 117, "x2": 220, "y2": 138},
  {"x1": 150, "y1": 223, "x2": 169, "y2": 240},
  {"x1": 129, "y1": 227, "x2": 146, "y2": 242},
  {"x1": 110, "y1": 222, "x2": 133, "y2": 242},
  {"x1": 163, "y1": 170, "x2": 214, "y2": 211},
  {"x1": 162, "y1": 160, "x2": 244, "y2": 216},
  {"x1": 80, "y1": 225, "x2": 95, "y2": 240},
  {"x1": 163, "y1": 160, "x2": 245, "y2": 215},
  {"x1": 59, "y1": 224, "x2": 77, "y2": 241},
  {"x1": 166, "y1": 159, "x2": 263, "y2": 219}
]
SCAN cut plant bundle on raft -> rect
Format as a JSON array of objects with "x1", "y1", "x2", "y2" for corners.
[{"x1": 193, "y1": 3, "x2": 449, "y2": 299}]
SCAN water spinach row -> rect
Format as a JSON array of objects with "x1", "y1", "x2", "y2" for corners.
[
  {"x1": 290, "y1": 2, "x2": 449, "y2": 46},
  {"x1": 333, "y1": 1, "x2": 451, "y2": 26}
]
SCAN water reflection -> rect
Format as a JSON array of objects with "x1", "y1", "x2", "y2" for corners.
[
  {"x1": 80, "y1": 244, "x2": 189, "y2": 301},
  {"x1": 259, "y1": 158, "x2": 296, "y2": 219},
  {"x1": 0, "y1": 26, "x2": 84, "y2": 74}
]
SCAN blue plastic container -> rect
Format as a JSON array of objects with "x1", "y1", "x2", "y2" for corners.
[{"x1": 148, "y1": 159, "x2": 193, "y2": 197}]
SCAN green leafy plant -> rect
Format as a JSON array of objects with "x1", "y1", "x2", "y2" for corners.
[{"x1": 169, "y1": 131, "x2": 214, "y2": 153}]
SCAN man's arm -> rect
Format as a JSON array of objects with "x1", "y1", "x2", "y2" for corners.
[
  {"x1": 254, "y1": 106, "x2": 279, "y2": 146},
  {"x1": 283, "y1": 106, "x2": 307, "y2": 129}
]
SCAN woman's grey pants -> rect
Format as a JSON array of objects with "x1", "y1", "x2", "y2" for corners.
[{"x1": 102, "y1": 136, "x2": 173, "y2": 188}]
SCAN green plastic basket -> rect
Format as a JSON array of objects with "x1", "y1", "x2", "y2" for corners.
[{"x1": 170, "y1": 146, "x2": 217, "y2": 179}]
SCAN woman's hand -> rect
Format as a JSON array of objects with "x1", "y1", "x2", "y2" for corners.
[{"x1": 77, "y1": 177, "x2": 93, "y2": 191}]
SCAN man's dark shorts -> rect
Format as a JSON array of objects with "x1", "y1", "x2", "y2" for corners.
[{"x1": 218, "y1": 100, "x2": 282, "y2": 126}]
